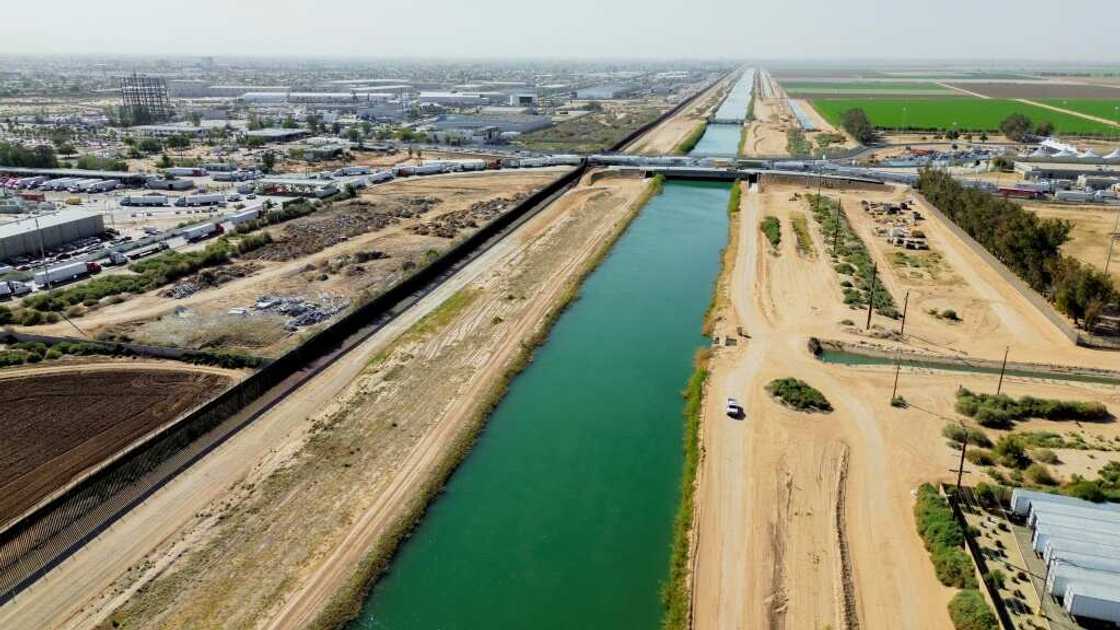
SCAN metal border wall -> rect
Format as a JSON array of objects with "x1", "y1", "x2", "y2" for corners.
[{"x1": 0, "y1": 165, "x2": 587, "y2": 603}]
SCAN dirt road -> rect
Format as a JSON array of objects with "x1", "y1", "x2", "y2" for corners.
[{"x1": 0, "y1": 174, "x2": 650, "y2": 629}]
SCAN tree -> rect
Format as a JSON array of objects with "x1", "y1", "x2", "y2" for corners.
[
  {"x1": 979, "y1": 132, "x2": 989, "y2": 142},
  {"x1": 346, "y1": 127, "x2": 362, "y2": 143},
  {"x1": 1035, "y1": 120, "x2": 1055, "y2": 137},
  {"x1": 137, "y1": 138, "x2": 163, "y2": 154},
  {"x1": 1050, "y1": 256, "x2": 1116, "y2": 328},
  {"x1": 261, "y1": 150, "x2": 276, "y2": 174},
  {"x1": 188, "y1": 111, "x2": 202, "y2": 127},
  {"x1": 157, "y1": 153, "x2": 173, "y2": 169},
  {"x1": 305, "y1": 113, "x2": 323, "y2": 134},
  {"x1": 999, "y1": 113, "x2": 1033, "y2": 142},
  {"x1": 281, "y1": 115, "x2": 297, "y2": 129},
  {"x1": 840, "y1": 108, "x2": 875, "y2": 144},
  {"x1": 165, "y1": 134, "x2": 191, "y2": 150}
]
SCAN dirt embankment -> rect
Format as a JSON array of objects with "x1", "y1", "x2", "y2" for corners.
[
  {"x1": 0, "y1": 364, "x2": 232, "y2": 526},
  {"x1": 83, "y1": 174, "x2": 651, "y2": 629}
]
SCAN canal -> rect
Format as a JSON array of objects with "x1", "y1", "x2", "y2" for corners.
[
  {"x1": 353, "y1": 180, "x2": 731, "y2": 629},
  {"x1": 692, "y1": 123, "x2": 742, "y2": 155}
]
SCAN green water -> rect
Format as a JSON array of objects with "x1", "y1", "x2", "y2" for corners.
[
  {"x1": 820, "y1": 350, "x2": 1120, "y2": 386},
  {"x1": 354, "y1": 181, "x2": 730, "y2": 629},
  {"x1": 692, "y1": 123, "x2": 741, "y2": 155}
]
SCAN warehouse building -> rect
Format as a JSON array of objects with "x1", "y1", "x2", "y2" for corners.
[
  {"x1": 0, "y1": 210, "x2": 105, "y2": 261},
  {"x1": 1011, "y1": 489, "x2": 1120, "y2": 625}
]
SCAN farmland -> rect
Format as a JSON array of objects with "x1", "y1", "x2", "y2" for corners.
[
  {"x1": 950, "y1": 82, "x2": 1120, "y2": 99},
  {"x1": 0, "y1": 364, "x2": 232, "y2": 524},
  {"x1": 781, "y1": 81, "x2": 954, "y2": 97},
  {"x1": 810, "y1": 97, "x2": 1120, "y2": 135},
  {"x1": 1039, "y1": 98, "x2": 1120, "y2": 122}
]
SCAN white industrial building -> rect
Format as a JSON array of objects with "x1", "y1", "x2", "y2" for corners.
[
  {"x1": 0, "y1": 210, "x2": 105, "y2": 261},
  {"x1": 1011, "y1": 489, "x2": 1120, "y2": 625}
]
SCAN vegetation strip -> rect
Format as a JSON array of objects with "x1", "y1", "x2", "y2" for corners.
[
  {"x1": 674, "y1": 122, "x2": 707, "y2": 155},
  {"x1": 913, "y1": 484, "x2": 998, "y2": 629},
  {"x1": 309, "y1": 176, "x2": 664, "y2": 630},
  {"x1": 807, "y1": 194, "x2": 897, "y2": 317},
  {"x1": 766, "y1": 377, "x2": 832, "y2": 412},
  {"x1": 760, "y1": 216, "x2": 781, "y2": 249},
  {"x1": 790, "y1": 212, "x2": 815, "y2": 256}
]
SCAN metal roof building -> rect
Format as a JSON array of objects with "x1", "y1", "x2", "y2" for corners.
[
  {"x1": 0, "y1": 166, "x2": 148, "y2": 186},
  {"x1": 0, "y1": 210, "x2": 105, "y2": 261},
  {"x1": 1013, "y1": 488, "x2": 1120, "y2": 625}
]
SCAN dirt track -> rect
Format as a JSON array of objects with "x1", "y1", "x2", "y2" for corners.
[
  {"x1": 0, "y1": 173, "x2": 650, "y2": 629},
  {"x1": 0, "y1": 363, "x2": 232, "y2": 528}
]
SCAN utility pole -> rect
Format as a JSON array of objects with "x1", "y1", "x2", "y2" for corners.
[
  {"x1": 1105, "y1": 204, "x2": 1120, "y2": 274},
  {"x1": 899, "y1": 290, "x2": 911, "y2": 336},
  {"x1": 955, "y1": 423, "x2": 969, "y2": 490},
  {"x1": 996, "y1": 346, "x2": 1010, "y2": 395},
  {"x1": 891, "y1": 352, "x2": 902, "y2": 402},
  {"x1": 865, "y1": 262, "x2": 878, "y2": 330}
]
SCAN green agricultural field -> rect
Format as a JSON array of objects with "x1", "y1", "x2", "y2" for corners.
[
  {"x1": 1040, "y1": 99, "x2": 1120, "y2": 123},
  {"x1": 810, "y1": 98, "x2": 1120, "y2": 136},
  {"x1": 782, "y1": 81, "x2": 953, "y2": 96}
]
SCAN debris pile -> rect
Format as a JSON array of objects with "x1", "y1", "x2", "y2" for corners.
[
  {"x1": 409, "y1": 194, "x2": 526, "y2": 239},
  {"x1": 252, "y1": 294, "x2": 350, "y2": 331}
]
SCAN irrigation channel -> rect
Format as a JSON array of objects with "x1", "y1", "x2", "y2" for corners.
[
  {"x1": 692, "y1": 67, "x2": 754, "y2": 155},
  {"x1": 353, "y1": 179, "x2": 732, "y2": 628}
]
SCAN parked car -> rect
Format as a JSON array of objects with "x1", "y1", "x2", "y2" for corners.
[{"x1": 726, "y1": 398, "x2": 744, "y2": 419}]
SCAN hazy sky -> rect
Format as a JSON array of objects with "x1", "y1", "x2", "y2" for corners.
[{"x1": 3, "y1": 0, "x2": 1119, "y2": 61}]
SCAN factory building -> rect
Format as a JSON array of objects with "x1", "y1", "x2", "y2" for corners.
[
  {"x1": 575, "y1": 84, "x2": 634, "y2": 100},
  {"x1": 1011, "y1": 489, "x2": 1120, "y2": 625},
  {"x1": 418, "y1": 91, "x2": 488, "y2": 107},
  {"x1": 0, "y1": 210, "x2": 106, "y2": 261},
  {"x1": 243, "y1": 128, "x2": 310, "y2": 143}
]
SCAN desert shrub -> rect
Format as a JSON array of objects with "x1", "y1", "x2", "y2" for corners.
[
  {"x1": 0, "y1": 305, "x2": 11, "y2": 325},
  {"x1": 11, "y1": 341, "x2": 47, "y2": 356},
  {"x1": 766, "y1": 378, "x2": 832, "y2": 412},
  {"x1": 956, "y1": 388, "x2": 1108, "y2": 428},
  {"x1": 760, "y1": 216, "x2": 781, "y2": 248},
  {"x1": 1026, "y1": 463, "x2": 1058, "y2": 486},
  {"x1": 947, "y1": 589, "x2": 998, "y2": 630},
  {"x1": 943, "y1": 423, "x2": 992, "y2": 448},
  {"x1": 184, "y1": 349, "x2": 264, "y2": 369},
  {"x1": 966, "y1": 449, "x2": 995, "y2": 466},
  {"x1": 993, "y1": 436, "x2": 1031, "y2": 469},
  {"x1": 1032, "y1": 448, "x2": 1060, "y2": 464}
]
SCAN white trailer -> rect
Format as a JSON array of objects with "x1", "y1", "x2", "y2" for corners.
[
  {"x1": 450, "y1": 159, "x2": 486, "y2": 172},
  {"x1": 396, "y1": 163, "x2": 448, "y2": 176},
  {"x1": 1064, "y1": 582, "x2": 1120, "y2": 624},
  {"x1": 41, "y1": 178, "x2": 81, "y2": 191},
  {"x1": 66, "y1": 179, "x2": 101, "y2": 193},
  {"x1": 175, "y1": 194, "x2": 226, "y2": 207},
  {"x1": 121, "y1": 195, "x2": 169, "y2": 207},
  {"x1": 226, "y1": 208, "x2": 261, "y2": 225},
  {"x1": 549, "y1": 154, "x2": 583, "y2": 166},
  {"x1": 179, "y1": 222, "x2": 223, "y2": 242},
  {"x1": 367, "y1": 170, "x2": 394, "y2": 184},
  {"x1": 84, "y1": 179, "x2": 120, "y2": 193},
  {"x1": 33, "y1": 261, "x2": 100, "y2": 286}
]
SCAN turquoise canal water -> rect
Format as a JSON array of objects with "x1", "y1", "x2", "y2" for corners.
[
  {"x1": 353, "y1": 180, "x2": 731, "y2": 629},
  {"x1": 692, "y1": 123, "x2": 742, "y2": 155}
]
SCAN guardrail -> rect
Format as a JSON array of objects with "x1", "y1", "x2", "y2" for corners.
[{"x1": 0, "y1": 164, "x2": 588, "y2": 603}]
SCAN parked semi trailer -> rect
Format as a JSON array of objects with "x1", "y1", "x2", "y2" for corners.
[
  {"x1": 179, "y1": 222, "x2": 224, "y2": 242},
  {"x1": 121, "y1": 195, "x2": 169, "y2": 207},
  {"x1": 175, "y1": 194, "x2": 226, "y2": 207},
  {"x1": 33, "y1": 260, "x2": 101, "y2": 286}
]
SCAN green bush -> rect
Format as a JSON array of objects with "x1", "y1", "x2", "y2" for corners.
[
  {"x1": 943, "y1": 423, "x2": 992, "y2": 448},
  {"x1": 948, "y1": 589, "x2": 998, "y2": 630},
  {"x1": 0, "y1": 350, "x2": 27, "y2": 367},
  {"x1": 760, "y1": 216, "x2": 781, "y2": 248},
  {"x1": 766, "y1": 377, "x2": 832, "y2": 412},
  {"x1": 1032, "y1": 448, "x2": 1060, "y2": 464},
  {"x1": 993, "y1": 436, "x2": 1031, "y2": 469},
  {"x1": 184, "y1": 349, "x2": 264, "y2": 369},
  {"x1": 914, "y1": 484, "x2": 979, "y2": 589},
  {"x1": 0, "y1": 305, "x2": 11, "y2": 325},
  {"x1": 965, "y1": 449, "x2": 994, "y2": 466},
  {"x1": 1026, "y1": 463, "x2": 1057, "y2": 486},
  {"x1": 956, "y1": 388, "x2": 1109, "y2": 428}
]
